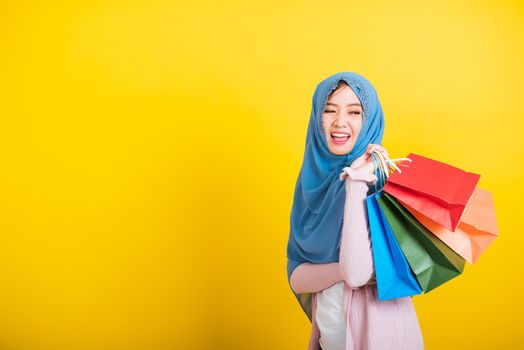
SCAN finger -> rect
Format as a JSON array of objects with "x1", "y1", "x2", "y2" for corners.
[
  {"x1": 369, "y1": 145, "x2": 381, "y2": 155},
  {"x1": 372, "y1": 145, "x2": 389, "y2": 158},
  {"x1": 367, "y1": 144, "x2": 377, "y2": 155},
  {"x1": 372, "y1": 145, "x2": 384, "y2": 153}
]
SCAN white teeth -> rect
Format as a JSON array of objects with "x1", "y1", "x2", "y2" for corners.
[{"x1": 331, "y1": 133, "x2": 350, "y2": 137}]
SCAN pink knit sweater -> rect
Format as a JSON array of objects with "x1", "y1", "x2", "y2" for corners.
[{"x1": 290, "y1": 170, "x2": 424, "y2": 350}]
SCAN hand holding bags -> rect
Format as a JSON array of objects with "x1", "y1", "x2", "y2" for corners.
[{"x1": 363, "y1": 150, "x2": 498, "y2": 300}]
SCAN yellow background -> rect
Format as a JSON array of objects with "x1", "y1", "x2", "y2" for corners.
[{"x1": 1, "y1": 0, "x2": 523, "y2": 349}]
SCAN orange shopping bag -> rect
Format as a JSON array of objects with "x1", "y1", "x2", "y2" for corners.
[
  {"x1": 384, "y1": 153, "x2": 481, "y2": 232},
  {"x1": 397, "y1": 187, "x2": 498, "y2": 264}
]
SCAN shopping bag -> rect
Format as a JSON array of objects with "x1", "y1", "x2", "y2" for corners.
[
  {"x1": 377, "y1": 192, "x2": 466, "y2": 293},
  {"x1": 398, "y1": 187, "x2": 498, "y2": 264},
  {"x1": 384, "y1": 153, "x2": 481, "y2": 232},
  {"x1": 366, "y1": 193, "x2": 422, "y2": 301}
]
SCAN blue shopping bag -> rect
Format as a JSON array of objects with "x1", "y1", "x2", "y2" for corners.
[{"x1": 366, "y1": 192, "x2": 423, "y2": 301}]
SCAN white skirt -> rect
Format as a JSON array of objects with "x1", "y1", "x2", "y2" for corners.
[{"x1": 316, "y1": 281, "x2": 346, "y2": 350}]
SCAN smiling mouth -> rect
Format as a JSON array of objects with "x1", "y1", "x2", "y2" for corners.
[{"x1": 330, "y1": 132, "x2": 351, "y2": 145}]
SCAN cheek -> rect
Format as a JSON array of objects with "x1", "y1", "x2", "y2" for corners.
[
  {"x1": 350, "y1": 118, "x2": 363, "y2": 135},
  {"x1": 321, "y1": 114, "x2": 331, "y2": 131}
]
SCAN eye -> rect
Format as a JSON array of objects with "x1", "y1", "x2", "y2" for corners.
[
  {"x1": 349, "y1": 111, "x2": 362, "y2": 115},
  {"x1": 324, "y1": 109, "x2": 335, "y2": 113}
]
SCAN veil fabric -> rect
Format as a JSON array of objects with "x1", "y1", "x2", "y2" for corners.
[{"x1": 286, "y1": 72, "x2": 385, "y2": 320}]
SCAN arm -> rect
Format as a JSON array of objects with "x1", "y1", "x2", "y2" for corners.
[
  {"x1": 338, "y1": 167, "x2": 377, "y2": 290},
  {"x1": 289, "y1": 262, "x2": 343, "y2": 293}
]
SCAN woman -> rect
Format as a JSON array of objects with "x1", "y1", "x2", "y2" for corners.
[{"x1": 286, "y1": 72, "x2": 424, "y2": 350}]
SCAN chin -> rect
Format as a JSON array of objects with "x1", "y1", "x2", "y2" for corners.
[
  {"x1": 326, "y1": 133, "x2": 355, "y2": 155},
  {"x1": 329, "y1": 144, "x2": 354, "y2": 155}
]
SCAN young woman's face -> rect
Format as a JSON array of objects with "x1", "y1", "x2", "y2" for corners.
[{"x1": 322, "y1": 83, "x2": 363, "y2": 155}]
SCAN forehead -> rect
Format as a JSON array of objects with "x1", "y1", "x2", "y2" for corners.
[{"x1": 326, "y1": 85, "x2": 362, "y2": 106}]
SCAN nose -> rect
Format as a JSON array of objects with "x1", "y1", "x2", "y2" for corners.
[{"x1": 333, "y1": 114, "x2": 349, "y2": 126}]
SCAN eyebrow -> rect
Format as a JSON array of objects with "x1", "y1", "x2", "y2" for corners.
[{"x1": 326, "y1": 102, "x2": 362, "y2": 108}]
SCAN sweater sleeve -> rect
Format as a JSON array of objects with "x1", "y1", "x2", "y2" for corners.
[
  {"x1": 289, "y1": 262, "x2": 344, "y2": 294},
  {"x1": 338, "y1": 174, "x2": 377, "y2": 290}
]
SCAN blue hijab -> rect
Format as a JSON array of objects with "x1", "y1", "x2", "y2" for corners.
[{"x1": 286, "y1": 72, "x2": 385, "y2": 321}]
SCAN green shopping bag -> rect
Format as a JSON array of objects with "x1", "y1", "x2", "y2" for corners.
[{"x1": 376, "y1": 192, "x2": 466, "y2": 293}]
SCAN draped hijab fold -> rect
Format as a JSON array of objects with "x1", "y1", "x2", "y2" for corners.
[{"x1": 286, "y1": 72, "x2": 385, "y2": 320}]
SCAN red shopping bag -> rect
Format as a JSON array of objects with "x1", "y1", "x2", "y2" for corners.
[{"x1": 383, "y1": 153, "x2": 481, "y2": 232}]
